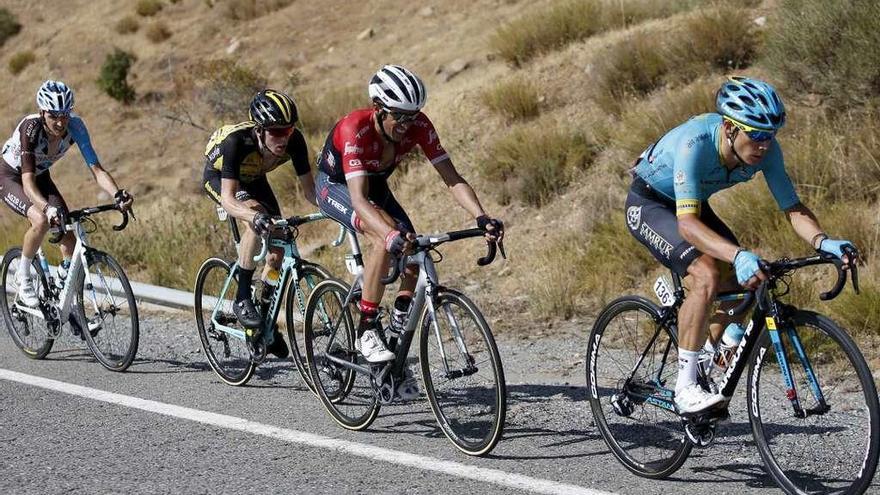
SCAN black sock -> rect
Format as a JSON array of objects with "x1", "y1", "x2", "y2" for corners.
[{"x1": 237, "y1": 268, "x2": 255, "y2": 302}]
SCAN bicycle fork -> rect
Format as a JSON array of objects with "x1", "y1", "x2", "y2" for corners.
[{"x1": 765, "y1": 315, "x2": 829, "y2": 419}]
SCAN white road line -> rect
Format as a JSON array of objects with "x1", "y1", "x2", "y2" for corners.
[{"x1": 0, "y1": 368, "x2": 613, "y2": 495}]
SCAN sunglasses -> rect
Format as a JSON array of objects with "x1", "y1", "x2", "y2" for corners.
[
  {"x1": 388, "y1": 110, "x2": 418, "y2": 123},
  {"x1": 46, "y1": 111, "x2": 70, "y2": 119},
  {"x1": 265, "y1": 126, "x2": 295, "y2": 138},
  {"x1": 726, "y1": 118, "x2": 775, "y2": 142}
]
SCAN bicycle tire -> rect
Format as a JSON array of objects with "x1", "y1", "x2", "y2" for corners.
[
  {"x1": 419, "y1": 288, "x2": 506, "y2": 456},
  {"x1": 285, "y1": 262, "x2": 332, "y2": 394},
  {"x1": 748, "y1": 310, "x2": 880, "y2": 494},
  {"x1": 303, "y1": 278, "x2": 379, "y2": 430},
  {"x1": 0, "y1": 247, "x2": 54, "y2": 359},
  {"x1": 194, "y1": 258, "x2": 256, "y2": 386},
  {"x1": 78, "y1": 251, "x2": 139, "y2": 372},
  {"x1": 586, "y1": 295, "x2": 692, "y2": 478}
]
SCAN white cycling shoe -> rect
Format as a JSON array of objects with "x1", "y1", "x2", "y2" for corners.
[
  {"x1": 16, "y1": 277, "x2": 39, "y2": 307},
  {"x1": 395, "y1": 368, "x2": 420, "y2": 401},
  {"x1": 675, "y1": 384, "x2": 726, "y2": 415},
  {"x1": 356, "y1": 329, "x2": 395, "y2": 363}
]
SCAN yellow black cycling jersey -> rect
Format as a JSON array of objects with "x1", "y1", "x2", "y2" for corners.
[{"x1": 203, "y1": 121, "x2": 310, "y2": 183}]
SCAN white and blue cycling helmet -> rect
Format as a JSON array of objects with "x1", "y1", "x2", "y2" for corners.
[
  {"x1": 716, "y1": 76, "x2": 785, "y2": 132},
  {"x1": 36, "y1": 80, "x2": 75, "y2": 114},
  {"x1": 368, "y1": 65, "x2": 427, "y2": 112}
]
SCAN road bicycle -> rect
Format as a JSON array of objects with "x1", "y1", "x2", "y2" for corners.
[
  {"x1": 0, "y1": 204, "x2": 139, "y2": 372},
  {"x1": 586, "y1": 248, "x2": 879, "y2": 494},
  {"x1": 303, "y1": 226, "x2": 507, "y2": 456},
  {"x1": 193, "y1": 210, "x2": 334, "y2": 386}
]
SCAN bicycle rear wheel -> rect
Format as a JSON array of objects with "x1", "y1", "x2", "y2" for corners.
[
  {"x1": 285, "y1": 262, "x2": 331, "y2": 393},
  {"x1": 78, "y1": 251, "x2": 139, "y2": 371},
  {"x1": 586, "y1": 296, "x2": 691, "y2": 478},
  {"x1": 194, "y1": 258, "x2": 255, "y2": 386},
  {"x1": 0, "y1": 248, "x2": 54, "y2": 359},
  {"x1": 748, "y1": 310, "x2": 880, "y2": 494},
  {"x1": 419, "y1": 288, "x2": 505, "y2": 456},
  {"x1": 303, "y1": 278, "x2": 379, "y2": 430}
]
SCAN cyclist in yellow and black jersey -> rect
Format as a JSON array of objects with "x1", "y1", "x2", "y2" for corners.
[{"x1": 202, "y1": 89, "x2": 317, "y2": 358}]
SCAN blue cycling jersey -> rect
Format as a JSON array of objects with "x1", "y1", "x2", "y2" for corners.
[{"x1": 632, "y1": 113, "x2": 800, "y2": 216}]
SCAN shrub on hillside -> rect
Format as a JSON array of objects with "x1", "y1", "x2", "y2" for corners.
[
  {"x1": 97, "y1": 49, "x2": 137, "y2": 104},
  {"x1": 146, "y1": 21, "x2": 172, "y2": 43},
  {"x1": 0, "y1": 7, "x2": 22, "y2": 47},
  {"x1": 223, "y1": 0, "x2": 293, "y2": 21},
  {"x1": 765, "y1": 0, "x2": 880, "y2": 107},
  {"x1": 482, "y1": 125, "x2": 597, "y2": 206},
  {"x1": 8, "y1": 50, "x2": 35, "y2": 75},
  {"x1": 298, "y1": 86, "x2": 365, "y2": 135},
  {"x1": 480, "y1": 78, "x2": 541, "y2": 121},
  {"x1": 193, "y1": 59, "x2": 266, "y2": 120},
  {"x1": 669, "y1": 4, "x2": 758, "y2": 78},
  {"x1": 136, "y1": 0, "x2": 163, "y2": 17},
  {"x1": 115, "y1": 16, "x2": 140, "y2": 34},
  {"x1": 593, "y1": 31, "x2": 669, "y2": 113}
]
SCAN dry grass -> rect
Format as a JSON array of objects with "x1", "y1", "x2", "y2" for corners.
[
  {"x1": 190, "y1": 59, "x2": 266, "y2": 121},
  {"x1": 115, "y1": 16, "x2": 140, "y2": 34},
  {"x1": 297, "y1": 86, "x2": 366, "y2": 136},
  {"x1": 145, "y1": 21, "x2": 172, "y2": 43},
  {"x1": 481, "y1": 123, "x2": 598, "y2": 206},
  {"x1": 0, "y1": 7, "x2": 21, "y2": 47},
  {"x1": 480, "y1": 77, "x2": 541, "y2": 121},
  {"x1": 8, "y1": 50, "x2": 35, "y2": 75},
  {"x1": 222, "y1": 0, "x2": 294, "y2": 21},
  {"x1": 135, "y1": 0, "x2": 163, "y2": 17}
]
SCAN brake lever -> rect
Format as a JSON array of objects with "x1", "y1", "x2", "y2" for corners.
[
  {"x1": 498, "y1": 239, "x2": 507, "y2": 260},
  {"x1": 843, "y1": 245, "x2": 860, "y2": 294}
]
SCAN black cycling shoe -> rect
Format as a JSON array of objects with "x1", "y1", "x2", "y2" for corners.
[
  {"x1": 267, "y1": 330, "x2": 289, "y2": 359},
  {"x1": 233, "y1": 298, "x2": 262, "y2": 330}
]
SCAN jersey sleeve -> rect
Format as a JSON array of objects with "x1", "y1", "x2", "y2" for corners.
[
  {"x1": 18, "y1": 118, "x2": 40, "y2": 174},
  {"x1": 68, "y1": 117, "x2": 99, "y2": 167},
  {"x1": 671, "y1": 138, "x2": 704, "y2": 216},
  {"x1": 286, "y1": 130, "x2": 311, "y2": 176},
  {"x1": 760, "y1": 143, "x2": 801, "y2": 210},
  {"x1": 415, "y1": 114, "x2": 449, "y2": 165},
  {"x1": 336, "y1": 119, "x2": 368, "y2": 181}
]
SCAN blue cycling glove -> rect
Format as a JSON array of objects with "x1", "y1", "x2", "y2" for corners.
[
  {"x1": 818, "y1": 238, "x2": 855, "y2": 259},
  {"x1": 733, "y1": 249, "x2": 762, "y2": 286}
]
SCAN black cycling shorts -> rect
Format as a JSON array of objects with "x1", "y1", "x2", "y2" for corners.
[
  {"x1": 0, "y1": 163, "x2": 68, "y2": 218},
  {"x1": 315, "y1": 171, "x2": 415, "y2": 234},
  {"x1": 203, "y1": 169, "x2": 281, "y2": 217},
  {"x1": 625, "y1": 176, "x2": 738, "y2": 276}
]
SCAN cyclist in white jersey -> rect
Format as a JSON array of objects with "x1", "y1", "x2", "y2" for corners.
[{"x1": 0, "y1": 80, "x2": 134, "y2": 306}]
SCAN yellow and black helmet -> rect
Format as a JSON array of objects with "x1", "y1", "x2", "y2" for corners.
[{"x1": 249, "y1": 89, "x2": 298, "y2": 127}]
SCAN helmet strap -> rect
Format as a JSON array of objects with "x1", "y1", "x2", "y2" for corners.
[
  {"x1": 376, "y1": 109, "x2": 398, "y2": 143},
  {"x1": 726, "y1": 127, "x2": 749, "y2": 167}
]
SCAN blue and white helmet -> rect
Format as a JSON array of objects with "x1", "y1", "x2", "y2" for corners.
[
  {"x1": 368, "y1": 65, "x2": 427, "y2": 112},
  {"x1": 715, "y1": 76, "x2": 785, "y2": 131},
  {"x1": 36, "y1": 80, "x2": 75, "y2": 113}
]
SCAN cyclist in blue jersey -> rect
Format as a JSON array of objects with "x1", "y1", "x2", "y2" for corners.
[
  {"x1": 625, "y1": 76, "x2": 858, "y2": 415},
  {"x1": 0, "y1": 80, "x2": 134, "y2": 307}
]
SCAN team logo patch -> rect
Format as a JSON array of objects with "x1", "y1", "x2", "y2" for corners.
[
  {"x1": 674, "y1": 170, "x2": 686, "y2": 186},
  {"x1": 626, "y1": 206, "x2": 641, "y2": 230}
]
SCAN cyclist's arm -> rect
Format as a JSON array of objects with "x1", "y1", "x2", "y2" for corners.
[
  {"x1": 784, "y1": 203, "x2": 825, "y2": 247},
  {"x1": 432, "y1": 158, "x2": 487, "y2": 220},
  {"x1": 287, "y1": 130, "x2": 317, "y2": 207},
  {"x1": 297, "y1": 172, "x2": 318, "y2": 207},
  {"x1": 219, "y1": 178, "x2": 261, "y2": 222},
  {"x1": 678, "y1": 214, "x2": 741, "y2": 263},
  {"x1": 88, "y1": 164, "x2": 125, "y2": 198},
  {"x1": 347, "y1": 175, "x2": 395, "y2": 236}
]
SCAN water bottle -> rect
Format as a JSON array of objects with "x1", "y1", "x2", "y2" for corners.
[
  {"x1": 715, "y1": 323, "x2": 745, "y2": 368},
  {"x1": 259, "y1": 268, "x2": 280, "y2": 315}
]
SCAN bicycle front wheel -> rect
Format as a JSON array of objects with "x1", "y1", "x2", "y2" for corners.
[
  {"x1": 285, "y1": 262, "x2": 331, "y2": 393},
  {"x1": 303, "y1": 278, "x2": 379, "y2": 430},
  {"x1": 586, "y1": 296, "x2": 691, "y2": 479},
  {"x1": 419, "y1": 288, "x2": 506, "y2": 456},
  {"x1": 0, "y1": 248, "x2": 54, "y2": 359},
  {"x1": 194, "y1": 258, "x2": 255, "y2": 386},
  {"x1": 77, "y1": 251, "x2": 139, "y2": 371},
  {"x1": 748, "y1": 310, "x2": 880, "y2": 495}
]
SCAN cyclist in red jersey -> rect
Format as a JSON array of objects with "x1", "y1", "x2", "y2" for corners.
[{"x1": 316, "y1": 65, "x2": 503, "y2": 380}]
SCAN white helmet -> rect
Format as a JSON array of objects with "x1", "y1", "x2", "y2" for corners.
[
  {"x1": 368, "y1": 65, "x2": 427, "y2": 112},
  {"x1": 36, "y1": 80, "x2": 75, "y2": 113}
]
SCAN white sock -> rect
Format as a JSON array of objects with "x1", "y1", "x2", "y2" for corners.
[
  {"x1": 676, "y1": 348, "x2": 701, "y2": 393},
  {"x1": 18, "y1": 255, "x2": 33, "y2": 281}
]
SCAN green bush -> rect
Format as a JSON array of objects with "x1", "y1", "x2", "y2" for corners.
[
  {"x1": 0, "y1": 7, "x2": 21, "y2": 47},
  {"x1": 765, "y1": 0, "x2": 880, "y2": 108},
  {"x1": 8, "y1": 50, "x2": 35, "y2": 75},
  {"x1": 97, "y1": 49, "x2": 137, "y2": 104},
  {"x1": 193, "y1": 59, "x2": 266, "y2": 120},
  {"x1": 115, "y1": 16, "x2": 140, "y2": 34},
  {"x1": 145, "y1": 21, "x2": 172, "y2": 43},
  {"x1": 482, "y1": 124, "x2": 597, "y2": 206},
  {"x1": 135, "y1": 0, "x2": 163, "y2": 17},
  {"x1": 480, "y1": 78, "x2": 541, "y2": 121}
]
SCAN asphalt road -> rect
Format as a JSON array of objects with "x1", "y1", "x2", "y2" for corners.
[{"x1": 0, "y1": 309, "x2": 876, "y2": 494}]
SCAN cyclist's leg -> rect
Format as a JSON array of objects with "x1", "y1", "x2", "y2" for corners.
[
  {"x1": 1, "y1": 168, "x2": 51, "y2": 303},
  {"x1": 243, "y1": 176, "x2": 284, "y2": 280},
  {"x1": 40, "y1": 173, "x2": 74, "y2": 260},
  {"x1": 377, "y1": 188, "x2": 417, "y2": 322},
  {"x1": 700, "y1": 205, "x2": 746, "y2": 345}
]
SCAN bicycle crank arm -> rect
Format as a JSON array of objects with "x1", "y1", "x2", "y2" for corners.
[{"x1": 444, "y1": 365, "x2": 478, "y2": 379}]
